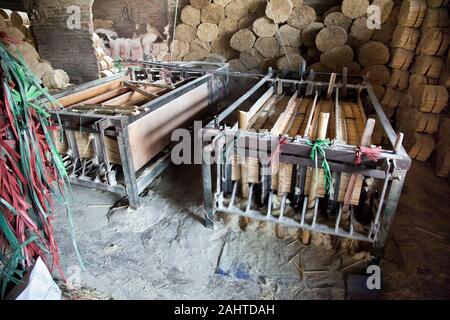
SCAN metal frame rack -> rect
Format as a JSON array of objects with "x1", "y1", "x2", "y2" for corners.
[
  {"x1": 49, "y1": 61, "x2": 228, "y2": 209},
  {"x1": 201, "y1": 70, "x2": 411, "y2": 253}
]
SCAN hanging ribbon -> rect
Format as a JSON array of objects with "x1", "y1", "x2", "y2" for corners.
[
  {"x1": 354, "y1": 146, "x2": 382, "y2": 165},
  {"x1": 307, "y1": 139, "x2": 332, "y2": 194}
]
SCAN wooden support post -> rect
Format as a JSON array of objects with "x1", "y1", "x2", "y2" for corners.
[
  {"x1": 342, "y1": 67, "x2": 348, "y2": 98},
  {"x1": 327, "y1": 73, "x2": 337, "y2": 99},
  {"x1": 394, "y1": 132, "x2": 404, "y2": 153}
]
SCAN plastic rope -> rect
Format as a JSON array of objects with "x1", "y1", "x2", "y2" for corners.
[
  {"x1": 307, "y1": 139, "x2": 332, "y2": 194},
  {"x1": 0, "y1": 39, "x2": 84, "y2": 297},
  {"x1": 354, "y1": 146, "x2": 382, "y2": 165}
]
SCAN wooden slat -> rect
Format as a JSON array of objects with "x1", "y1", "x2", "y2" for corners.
[
  {"x1": 251, "y1": 94, "x2": 283, "y2": 130},
  {"x1": 74, "y1": 87, "x2": 130, "y2": 106},
  {"x1": 247, "y1": 87, "x2": 274, "y2": 124},
  {"x1": 59, "y1": 77, "x2": 128, "y2": 107},
  {"x1": 261, "y1": 96, "x2": 290, "y2": 130}
]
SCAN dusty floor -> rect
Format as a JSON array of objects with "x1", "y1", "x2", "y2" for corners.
[{"x1": 53, "y1": 161, "x2": 449, "y2": 300}]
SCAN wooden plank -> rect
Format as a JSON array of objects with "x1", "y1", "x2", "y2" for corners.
[
  {"x1": 327, "y1": 73, "x2": 337, "y2": 98},
  {"x1": 128, "y1": 83, "x2": 209, "y2": 171},
  {"x1": 271, "y1": 92, "x2": 299, "y2": 136},
  {"x1": 103, "y1": 79, "x2": 187, "y2": 107},
  {"x1": 307, "y1": 99, "x2": 323, "y2": 139},
  {"x1": 247, "y1": 87, "x2": 274, "y2": 124},
  {"x1": 261, "y1": 96, "x2": 290, "y2": 130},
  {"x1": 303, "y1": 91, "x2": 319, "y2": 138},
  {"x1": 75, "y1": 87, "x2": 130, "y2": 106},
  {"x1": 307, "y1": 112, "x2": 330, "y2": 206},
  {"x1": 251, "y1": 94, "x2": 282, "y2": 130},
  {"x1": 123, "y1": 81, "x2": 160, "y2": 99},
  {"x1": 59, "y1": 76, "x2": 128, "y2": 107},
  {"x1": 273, "y1": 94, "x2": 301, "y2": 193},
  {"x1": 288, "y1": 98, "x2": 311, "y2": 137}
]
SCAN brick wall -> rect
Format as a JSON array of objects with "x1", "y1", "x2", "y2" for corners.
[
  {"x1": 28, "y1": 0, "x2": 100, "y2": 84},
  {"x1": 92, "y1": 0, "x2": 168, "y2": 37},
  {"x1": 167, "y1": 0, "x2": 189, "y2": 38},
  {"x1": 0, "y1": 0, "x2": 25, "y2": 11},
  {"x1": 167, "y1": 0, "x2": 189, "y2": 24}
]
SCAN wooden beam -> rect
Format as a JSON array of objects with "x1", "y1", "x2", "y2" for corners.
[
  {"x1": 58, "y1": 77, "x2": 128, "y2": 107},
  {"x1": 123, "y1": 81, "x2": 160, "y2": 99},
  {"x1": 74, "y1": 87, "x2": 130, "y2": 106}
]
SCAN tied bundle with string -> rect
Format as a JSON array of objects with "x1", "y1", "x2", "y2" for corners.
[
  {"x1": 307, "y1": 139, "x2": 332, "y2": 194},
  {"x1": 0, "y1": 38, "x2": 83, "y2": 298},
  {"x1": 354, "y1": 146, "x2": 381, "y2": 165}
]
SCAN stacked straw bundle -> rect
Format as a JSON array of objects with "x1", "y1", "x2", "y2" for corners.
[{"x1": 0, "y1": 9, "x2": 70, "y2": 90}]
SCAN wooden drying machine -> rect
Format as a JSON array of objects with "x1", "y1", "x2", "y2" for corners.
[
  {"x1": 49, "y1": 61, "x2": 228, "y2": 208},
  {"x1": 201, "y1": 70, "x2": 411, "y2": 254}
]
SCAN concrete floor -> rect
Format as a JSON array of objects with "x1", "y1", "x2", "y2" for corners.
[{"x1": 53, "y1": 161, "x2": 450, "y2": 300}]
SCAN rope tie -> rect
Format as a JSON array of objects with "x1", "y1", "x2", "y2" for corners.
[
  {"x1": 354, "y1": 146, "x2": 381, "y2": 165},
  {"x1": 270, "y1": 136, "x2": 289, "y2": 166},
  {"x1": 307, "y1": 139, "x2": 332, "y2": 194}
]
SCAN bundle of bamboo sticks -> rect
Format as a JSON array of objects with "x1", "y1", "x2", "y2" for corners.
[
  {"x1": 230, "y1": 74, "x2": 378, "y2": 242},
  {"x1": 394, "y1": 0, "x2": 450, "y2": 164}
]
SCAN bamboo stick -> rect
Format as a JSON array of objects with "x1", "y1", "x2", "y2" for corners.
[
  {"x1": 307, "y1": 112, "x2": 330, "y2": 210},
  {"x1": 342, "y1": 118, "x2": 375, "y2": 212},
  {"x1": 302, "y1": 112, "x2": 330, "y2": 245},
  {"x1": 271, "y1": 93, "x2": 299, "y2": 192}
]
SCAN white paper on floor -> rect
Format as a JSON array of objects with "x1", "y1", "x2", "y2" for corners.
[{"x1": 16, "y1": 257, "x2": 62, "y2": 300}]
